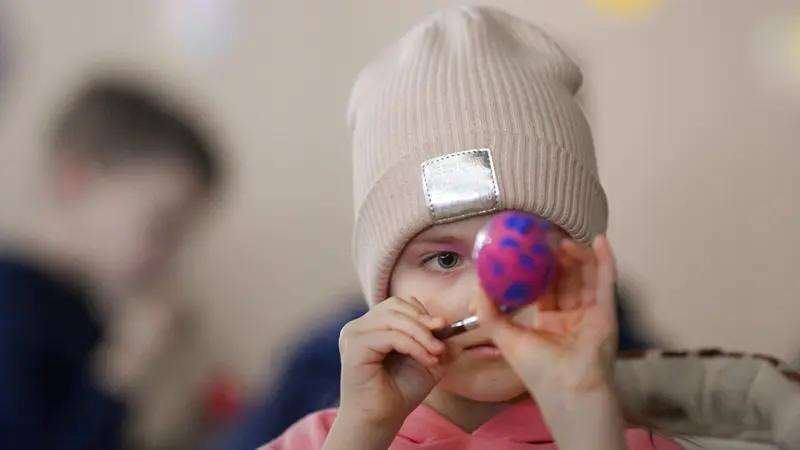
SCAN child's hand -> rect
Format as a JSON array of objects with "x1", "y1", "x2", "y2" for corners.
[
  {"x1": 473, "y1": 235, "x2": 627, "y2": 450},
  {"x1": 336, "y1": 297, "x2": 448, "y2": 428},
  {"x1": 98, "y1": 299, "x2": 180, "y2": 398},
  {"x1": 474, "y1": 235, "x2": 619, "y2": 398}
]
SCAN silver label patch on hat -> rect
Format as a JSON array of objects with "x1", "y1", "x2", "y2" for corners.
[{"x1": 421, "y1": 149, "x2": 500, "y2": 223}]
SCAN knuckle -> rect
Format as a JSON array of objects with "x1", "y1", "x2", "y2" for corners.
[
  {"x1": 381, "y1": 296, "x2": 403, "y2": 307},
  {"x1": 409, "y1": 299, "x2": 429, "y2": 314},
  {"x1": 338, "y1": 320, "x2": 358, "y2": 343},
  {"x1": 385, "y1": 309, "x2": 406, "y2": 321},
  {"x1": 340, "y1": 320, "x2": 355, "y2": 335},
  {"x1": 370, "y1": 297, "x2": 397, "y2": 313}
]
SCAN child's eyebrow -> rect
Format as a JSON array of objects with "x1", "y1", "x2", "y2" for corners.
[{"x1": 412, "y1": 235, "x2": 466, "y2": 245}]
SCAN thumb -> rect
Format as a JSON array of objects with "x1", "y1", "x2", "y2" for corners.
[{"x1": 470, "y1": 288, "x2": 540, "y2": 356}]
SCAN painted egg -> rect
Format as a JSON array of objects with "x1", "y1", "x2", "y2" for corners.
[{"x1": 474, "y1": 212, "x2": 557, "y2": 311}]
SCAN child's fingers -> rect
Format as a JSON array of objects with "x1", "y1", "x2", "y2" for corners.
[
  {"x1": 579, "y1": 248, "x2": 598, "y2": 308},
  {"x1": 560, "y1": 239, "x2": 594, "y2": 264},
  {"x1": 593, "y1": 235, "x2": 617, "y2": 312},
  {"x1": 576, "y1": 236, "x2": 618, "y2": 347},
  {"x1": 554, "y1": 240, "x2": 586, "y2": 310},
  {"x1": 383, "y1": 296, "x2": 429, "y2": 316},
  {"x1": 403, "y1": 296, "x2": 428, "y2": 313},
  {"x1": 470, "y1": 287, "x2": 547, "y2": 356},
  {"x1": 374, "y1": 297, "x2": 445, "y2": 327},
  {"x1": 553, "y1": 243, "x2": 579, "y2": 271},
  {"x1": 403, "y1": 297, "x2": 447, "y2": 328},
  {"x1": 381, "y1": 311, "x2": 446, "y2": 354},
  {"x1": 556, "y1": 239, "x2": 599, "y2": 309},
  {"x1": 554, "y1": 262, "x2": 581, "y2": 310},
  {"x1": 360, "y1": 330, "x2": 440, "y2": 367}
]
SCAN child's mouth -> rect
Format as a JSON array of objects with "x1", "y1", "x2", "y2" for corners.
[{"x1": 464, "y1": 340, "x2": 502, "y2": 357}]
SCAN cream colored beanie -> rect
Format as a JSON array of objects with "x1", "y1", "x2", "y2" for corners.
[{"x1": 349, "y1": 6, "x2": 608, "y2": 304}]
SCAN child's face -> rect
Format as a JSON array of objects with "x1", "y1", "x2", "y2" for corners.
[
  {"x1": 390, "y1": 213, "x2": 541, "y2": 402},
  {"x1": 57, "y1": 156, "x2": 208, "y2": 292}
]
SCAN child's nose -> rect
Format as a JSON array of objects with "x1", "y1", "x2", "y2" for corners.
[{"x1": 436, "y1": 271, "x2": 478, "y2": 321}]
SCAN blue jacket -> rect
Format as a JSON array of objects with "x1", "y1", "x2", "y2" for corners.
[{"x1": 0, "y1": 258, "x2": 125, "y2": 450}]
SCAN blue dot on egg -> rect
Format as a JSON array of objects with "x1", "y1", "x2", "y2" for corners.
[
  {"x1": 503, "y1": 283, "x2": 531, "y2": 303},
  {"x1": 531, "y1": 242, "x2": 548, "y2": 255},
  {"x1": 518, "y1": 254, "x2": 536, "y2": 269},
  {"x1": 500, "y1": 237, "x2": 520, "y2": 249},
  {"x1": 492, "y1": 261, "x2": 504, "y2": 276},
  {"x1": 504, "y1": 214, "x2": 533, "y2": 235}
]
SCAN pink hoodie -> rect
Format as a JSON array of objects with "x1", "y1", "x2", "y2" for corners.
[{"x1": 261, "y1": 398, "x2": 681, "y2": 449}]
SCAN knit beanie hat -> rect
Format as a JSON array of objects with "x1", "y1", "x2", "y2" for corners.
[{"x1": 349, "y1": 6, "x2": 608, "y2": 304}]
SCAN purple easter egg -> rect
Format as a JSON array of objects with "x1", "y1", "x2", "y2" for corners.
[{"x1": 474, "y1": 212, "x2": 557, "y2": 311}]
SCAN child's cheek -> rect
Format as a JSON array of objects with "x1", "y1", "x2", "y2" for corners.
[
  {"x1": 421, "y1": 299, "x2": 460, "y2": 323},
  {"x1": 407, "y1": 278, "x2": 476, "y2": 321}
]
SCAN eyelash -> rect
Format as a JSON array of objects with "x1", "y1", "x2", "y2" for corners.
[{"x1": 419, "y1": 251, "x2": 465, "y2": 274}]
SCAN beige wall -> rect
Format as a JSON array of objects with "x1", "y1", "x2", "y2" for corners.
[{"x1": 1, "y1": 0, "x2": 798, "y2": 446}]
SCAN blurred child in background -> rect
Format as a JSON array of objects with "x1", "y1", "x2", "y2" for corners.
[{"x1": 0, "y1": 79, "x2": 224, "y2": 449}]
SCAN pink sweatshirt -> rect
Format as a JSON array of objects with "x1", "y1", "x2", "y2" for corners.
[{"x1": 261, "y1": 398, "x2": 681, "y2": 449}]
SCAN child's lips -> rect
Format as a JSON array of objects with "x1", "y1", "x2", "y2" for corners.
[
  {"x1": 464, "y1": 339, "x2": 494, "y2": 350},
  {"x1": 463, "y1": 340, "x2": 502, "y2": 357}
]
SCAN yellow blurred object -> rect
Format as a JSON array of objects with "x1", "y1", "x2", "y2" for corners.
[
  {"x1": 749, "y1": 13, "x2": 800, "y2": 100},
  {"x1": 587, "y1": 0, "x2": 662, "y2": 19},
  {"x1": 791, "y1": 17, "x2": 800, "y2": 74}
]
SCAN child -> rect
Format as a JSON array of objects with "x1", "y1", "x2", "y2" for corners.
[
  {"x1": 0, "y1": 79, "x2": 223, "y2": 449},
  {"x1": 263, "y1": 6, "x2": 681, "y2": 450}
]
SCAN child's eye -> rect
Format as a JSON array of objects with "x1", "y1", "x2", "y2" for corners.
[{"x1": 421, "y1": 252, "x2": 463, "y2": 272}]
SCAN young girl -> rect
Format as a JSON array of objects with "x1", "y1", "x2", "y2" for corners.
[{"x1": 263, "y1": 6, "x2": 681, "y2": 449}]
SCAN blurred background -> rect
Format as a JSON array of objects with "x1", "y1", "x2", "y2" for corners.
[{"x1": 0, "y1": 0, "x2": 798, "y2": 448}]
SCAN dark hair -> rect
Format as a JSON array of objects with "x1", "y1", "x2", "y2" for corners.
[{"x1": 50, "y1": 78, "x2": 223, "y2": 192}]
